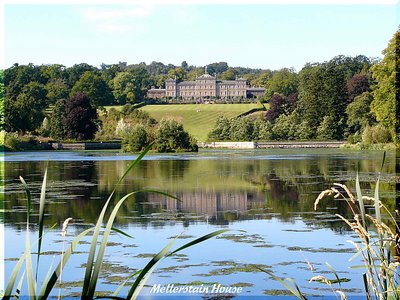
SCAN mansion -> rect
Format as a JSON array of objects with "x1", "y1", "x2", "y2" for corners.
[{"x1": 147, "y1": 70, "x2": 265, "y2": 101}]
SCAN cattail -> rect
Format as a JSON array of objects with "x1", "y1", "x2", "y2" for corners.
[{"x1": 61, "y1": 218, "x2": 73, "y2": 237}]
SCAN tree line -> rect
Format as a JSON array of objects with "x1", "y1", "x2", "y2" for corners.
[
  {"x1": 0, "y1": 29, "x2": 397, "y2": 146},
  {"x1": 210, "y1": 30, "x2": 398, "y2": 145}
]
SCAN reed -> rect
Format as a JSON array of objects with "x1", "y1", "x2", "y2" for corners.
[
  {"x1": 259, "y1": 153, "x2": 399, "y2": 299},
  {"x1": 3, "y1": 144, "x2": 228, "y2": 299}
]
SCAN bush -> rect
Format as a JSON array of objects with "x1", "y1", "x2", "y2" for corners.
[
  {"x1": 362, "y1": 124, "x2": 392, "y2": 145},
  {"x1": 155, "y1": 119, "x2": 197, "y2": 152},
  {"x1": 122, "y1": 124, "x2": 148, "y2": 152}
]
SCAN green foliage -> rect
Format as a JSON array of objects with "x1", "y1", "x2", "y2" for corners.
[
  {"x1": 71, "y1": 71, "x2": 114, "y2": 107},
  {"x1": 4, "y1": 148, "x2": 226, "y2": 299},
  {"x1": 265, "y1": 68, "x2": 298, "y2": 97},
  {"x1": 346, "y1": 92, "x2": 375, "y2": 136},
  {"x1": 167, "y1": 67, "x2": 187, "y2": 81},
  {"x1": 229, "y1": 117, "x2": 254, "y2": 141},
  {"x1": 297, "y1": 56, "x2": 372, "y2": 140},
  {"x1": 370, "y1": 30, "x2": 399, "y2": 143},
  {"x1": 6, "y1": 82, "x2": 48, "y2": 133},
  {"x1": 316, "y1": 115, "x2": 338, "y2": 140},
  {"x1": 362, "y1": 124, "x2": 392, "y2": 145},
  {"x1": 272, "y1": 114, "x2": 293, "y2": 140},
  {"x1": 0, "y1": 70, "x2": 4, "y2": 130},
  {"x1": 112, "y1": 67, "x2": 151, "y2": 104},
  {"x1": 45, "y1": 78, "x2": 69, "y2": 105},
  {"x1": 49, "y1": 99, "x2": 67, "y2": 140},
  {"x1": 155, "y1": 119, "x2": 198, "y2": 152},
  {"x1": 122, "y1": 124, "x2": 148, "y2": 152},
  {"x1": 208, "y1": 115, "x2": 232, "y2": 140}
]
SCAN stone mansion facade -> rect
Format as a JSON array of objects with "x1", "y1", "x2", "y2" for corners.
[{"x1": 147, "y1": 69, "x2": 265, "y2": 101}]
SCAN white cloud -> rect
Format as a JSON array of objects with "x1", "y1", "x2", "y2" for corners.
[{"x1": 84, "y1": 5, "x2": 154, "y2": 21}]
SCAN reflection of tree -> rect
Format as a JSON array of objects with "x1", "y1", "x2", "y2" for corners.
[{"x1": 3, "y1": 150, "x2": 396, "y2": 232}]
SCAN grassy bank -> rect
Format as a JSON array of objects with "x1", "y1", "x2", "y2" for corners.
[{"x1": 138, "y1": 103, "x2": 263, "y2": 142}]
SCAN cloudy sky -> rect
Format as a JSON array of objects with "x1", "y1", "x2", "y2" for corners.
[{"x1": 2, "y1": 1, "x2": 398, "y2": 70}]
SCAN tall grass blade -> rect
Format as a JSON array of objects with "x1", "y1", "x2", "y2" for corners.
[
  {"x1": 355, "y1": 171, "x2": 366, "y2": 229},
  {"x1": 169, "y1": 229, "x2": 230, "y2": 256},
  {"x1": 255, "y1": 267, "x2": 308, "y2": 300},
  {"x1": 19, "y1": 176, "x2": 36, "y2": 300},
  {"x1": 111, "y1": 270, "x2": 142, "y2": 297},
  {"x1": 38, "y1": 227, "x2": 94, "y2": 299},
  {"x1": 86, "y1": 192, "x2": 137, "y2": 299},
  {"x1": 87, "y1": 189, "x2": 178, "y2": 299},
  {"x1": 3, "y1": 254, "x2": 26, "y2": 300},
  {"x1": 110, "y1": 227, "x2": 134, "y2": 239},
  {"x1": 36, "y1": 167, "x2": 47, "y2": 281},
  {"x1": 127, "y1": 237, "x2": 178, "y2": 300},
  {"x1": 325, "y1": 262, "x2": 342, "y2": 289},
  {"x1": 127, "y1": 229, "x2": 230, "y2": 300},
  {"x1": 115, "y1": 143, "x2": 153, "y2": 188},
  {"x1": 14, "y1": 271, "x2": 25, "y2": 300},
  {"x1": 363, "y1": 273, "x2": 372, "y2": 300},
  {"x1": 82, "y1": 144, "x2": 152, "y2": 297}
]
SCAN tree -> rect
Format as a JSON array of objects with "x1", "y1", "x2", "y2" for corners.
[
  {"x1": 122, "y1": 124, "x2": 148, "y2": 152},
  {"x1": 316, "y1": 115, "x2": 338, "y2": 140},
  {"x1": 167, "y1": 67, "x2": 187, "y2": 81},
  {"x1": 112, "y1": 67, "x2": 151, "y2": 104},
  {"x1": 346, "y1": 92, "x2": 375, "y2": 135},
  {"x1": 49, "y1": 99, "x2": 67, "y2": 140},
  {"x1": 46, "y1": 78, "x2": 69, "y2": 105},
  {"x1": 221, "y1": 69, "x2": 238, "y2": 80},
  {"x1": 66, "y1": 63, "x2": 97, "y2": 87},
  {"x1": 370, "y1": 29, "x2": 399, "y2": 142},
  {"x1": 208, "y1": 116, "x2": 232, "y2": 141},
  {"x1": 266, "y1": 68, "x2": 298, "y2": 97},
  {"x1": 63, "y1": 92, "x2": 99, "y2": 140},
  {"x1": 229, "y1": 118, "x2": 254, "y2": 141},
  {"x1": 71, "y1": 71, "x2": 114, "y2": 107},
  {"x1": 155, "y1": 119, "x2": 197, "y2": 152},
  {"x1": 265, "y1": 93, "x2": 297, "y2": 122},
  {"x1": 346, "y1": 73, "x2": 371, "y2": 102},
  {"x1": 6, "y1": 82, "x2": 48, "y2": 133}
]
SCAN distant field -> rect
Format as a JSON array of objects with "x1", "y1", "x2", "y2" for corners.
[{"x1": 139, "y1": 103, "x2": 263, "y2": 142}]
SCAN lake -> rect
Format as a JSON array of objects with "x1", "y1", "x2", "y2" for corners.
[{"x1": 2, "y1": 149, "x2": 397, "y2": 298}]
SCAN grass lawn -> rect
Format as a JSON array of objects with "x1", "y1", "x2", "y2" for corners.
[{"x1": 139, "y1": 103, "x2": 263, "y2": 142}]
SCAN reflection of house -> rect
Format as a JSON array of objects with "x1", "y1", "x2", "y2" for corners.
[
  {"x1": 147, "y1": 190, "x2": 264, "y2": 217},
  {"x1": 147, "y1": 67, "x2": 265, "y2": 100}
]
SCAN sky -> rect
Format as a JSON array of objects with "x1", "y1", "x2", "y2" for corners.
[{"x1": 2, "y1": 1, "x2": 399, "y2": 71}]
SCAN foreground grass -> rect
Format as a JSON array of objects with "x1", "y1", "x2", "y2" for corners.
[
  {"x1": 4, "y1": 145, "x2": 228, "y2": 299},
  {"x1": 138, "y1": 103, "x2": 263, "y2": 142}
]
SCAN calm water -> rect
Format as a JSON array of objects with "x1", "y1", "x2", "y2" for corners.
[{"x1": 2, "y1": 149, "x2": 397, "y2": 298}]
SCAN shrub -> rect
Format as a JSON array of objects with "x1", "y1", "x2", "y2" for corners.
[
  {"x1": 362, "y1": 124, "x2": 392, "y2": 145},
  {"x1": 122, "y1": 124, "x2": 148, "y2": 152},
  {"x1": 155, "y1": 119, "x2": 197, "y2": 152}
]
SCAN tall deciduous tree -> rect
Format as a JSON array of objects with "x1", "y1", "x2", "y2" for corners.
[
  {"x1": 370, "y1": 29, "x2": 399, "y2": 142},
  {"x1": 265, "y1": 68, "x2": 298, "y2": 97},
  {"x1": 71, "y1": 71, "x2": 114, "y2": 107},
  {"x1": 63, "y1": 92, "x2": 99, "y2": 140},
  {"x1": 6, "y1": 82, "x2": 48, "y2": 133},
  {"x1": 112, "y1": 67, "x2": 150, "y2": 104}
]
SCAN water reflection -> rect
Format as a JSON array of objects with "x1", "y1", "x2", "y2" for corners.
[{"x1": 3, "y1": 150, "x2": 396, "y2": 232}]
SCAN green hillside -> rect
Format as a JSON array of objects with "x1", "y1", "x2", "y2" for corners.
[{"x1": 140, "y1": 103, "x2": 263, "y2": 142}]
